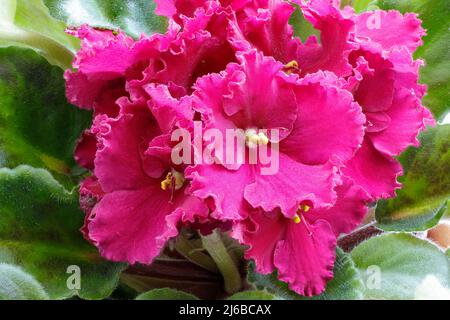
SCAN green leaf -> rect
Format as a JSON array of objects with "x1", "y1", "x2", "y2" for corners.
[
  {"x1": 248, "y1": 248, "x2": 364, "y2": 300},
  {"x1": 351, "y1": 233, "x2": 450, "y2": 300},
  {"x1": 0, "y1": 166, "x2": 125, "y2": 300},
  {"x1": 0, "y1": 47, "x2": 91, "y2": 186},
  {"x1": 376, "y1": 0, "x2": 450, "y2": 120},
  {"x1": 0, "y1": 264, "x2": 49, "y2": 300},
  {"x1": 136, "y1": 288, "x2": 199, "y2": 300},
  {"x1": 228, "y1": 291, "x2": 278, "y2": 300},
  {"x1": 376, "y1": 125, "x2": 450, "y2": 231},
  {"x1": 352, "y1": 0, "x2": 379, "y2": 12},
  {"x1": 43, "y1": 0, "x2": 167, "y2": 39},
  {"x1": 0, "y1": 0, "x2": 79, "y2": 69}
]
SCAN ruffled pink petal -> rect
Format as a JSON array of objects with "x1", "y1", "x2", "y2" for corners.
[
  {"x1": 74, "y1": 130, "x2": 97, "y2": 170},
  {"x1": 69, "y1": 26, "x2": 135, "y2": 80},
  {"x1": 64, "y1": 71, "x2": 103, "y2": 110},
  {"x1": 245, "y1": 153, "x2": 339, "y2": 217},
  {"x1": 274, "y1": 219, "x2": 337, "y2": 297},
  {"x1": 351, "y1": 50, "x2": 395, "y2": 113},
  {"x1": 154, "y1": 0, "x2": 208, "y2": 21},
  {"x1": 355, "y1": 10, "x2": 426, "y2": 53},
  {"x1": 295, "y1": 0, "x2": 356, "y2": 77},
  {"x1": 192, "y1": 72, "x2": 244, "y2": 169},
  {"x1": 186, "y1": 163, "x2": 254, "y2": 220},
  {"x1": 370, "y1": 88, "x2": 433, "y2": 156},
  {"x1": 343, "y1": 140, "x2": 402, "y2": 200},
  {"x1": 155, "y1": 4, "x2": 237, "y2": 91},
  {"x1": 388, "y1": 48, "x2": 427, "y2": 98},
  {"x1": 66, "y1": 25, "x2": 163, "y2": 112},
  {"x1": 221, "y1": 51, "x2": 298, "y2": 140},
  {"x1": 88, "y1": 184, "x2": 206, "y2": 264},
  {"x1": 307, "y1": 177, "x2": 370, "y2": 236},
  {"x1": 239, "y1": 210, "x2": 286, "y2": 274},
  {"x1": 79, "y1": 176, "x2": 104, "y2": 242},
  {"x1": 143, "y1": 134, "x2": 175, "y2": 179},
  {"x1": 281, "y1": 72, "x2": 365, "y2": 165},
  {"x1": 94, "y1": 111, "x2": 160, "y2": 193},
  {"x1": 145, "y1": 84, "x2": 195, "y2": 133},
  {"x1": 230, "y1": 0, "x2": 300, "y2": 63}
]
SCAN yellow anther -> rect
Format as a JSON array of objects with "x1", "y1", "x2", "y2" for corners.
[
  {"x1": 249, "y1": 134, "x2": 260, "y2": 145},
  {"x1": 285, "y1": 60, "x2": 299, "y2": 69},
  {"x1": 258, "y1": 132, "x2": 269, "y2": 145},
  {"x1": 161, "y1": 173, "x2": 173, "y2": 191},
  {"x1": 161, "y1": 170, "x2": 185, "y2": 191},
  {"x1": 293, "y1": 214, "x2": 302, "y2": 224},
  {"x1": 284, "y1": 60, "x2": 300, "y2": 75},
  {"x1": 245, "y1": 129, "x2": 269, "y2": 147},
  {"x1": 302, "y1": 204, "x2": 311, "y2": 213}
]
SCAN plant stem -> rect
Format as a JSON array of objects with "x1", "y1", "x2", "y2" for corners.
[
  {"x1": 201, "y1": 230, "x2": 242, "y2": 294},
  {"x1": 0, "y1": 26, "x2": 74, "y2": 70},
  {"x1": 175, "y1": 234, "x2": 219, "y2": 273}
]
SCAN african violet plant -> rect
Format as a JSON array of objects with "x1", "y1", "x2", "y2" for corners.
[{"x1": 0, "y1": 0, "x2": 449, "y2": 301}]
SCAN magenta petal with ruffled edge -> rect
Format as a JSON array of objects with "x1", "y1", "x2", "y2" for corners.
[
  {"x1": 370, "y1": 88, "x2": 433, "y2": 156},
  {"x1": 343, "y1": 140, "x2": 402, "y2": 200},
  {"x1": 281, "y1": 72, "x2": 365, "y2": 165},
  {"x1": 230, "y1": 0, "x2": 300, "y2": 63},
  {"x1": 222, "y1": 51, "x2": 298, "y2": 140},
  {"x1": 245, "y1": 153, "x2": 339, "y2": 217},
  {"x1": 88, "y1": 184, "x2": 206, "y2": 264},
  {"x1": 295, "y1": 0, "x2": 356, "y2": 77},
  {"x1": 145, "y1": 84, "x2": 195, "y2": 133},
  {"x1": 307, "y1": 177, "x2": 370, "y2": 236},
  {"x1": 356, "y1": 10, "x2": 426, "y2": 53},
  {"x1": 239, "y1": 211, "x2": 286, "y2": 275},
  {"x1": 94, "y1": 112, "x2": 159, "y2": 193},
  {"x1": 186, "y1": 164, "x2": 254, "y2": 221},
  {"x1": 274, "y1": 219, "x2": 337, "y2": 297}
]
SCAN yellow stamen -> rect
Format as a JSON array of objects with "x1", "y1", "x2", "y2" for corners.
[
  {"x1": 284, "y1": 60, "x2": 299, "y2": 75},
  {"x1": 161, "y1": 170, "x2": 185, "y2": 191},
  {"x1": 258, "y1": 132, "x2": 269, "y2": 145},
  {"x1": 293, "y1": 214, "x2": 302, "y2": 224},
  {"x1": 245, "y1": 129, "x2": 269, "y2": 147},
  {"x1": 161, "y1": 173, "x2": 172, "y2": 191},
  {"x1": 285, "y1": 60, "x2": 299, "y2": 69},
  {"x1": 301, "y1": 204, "x2": 311, "y2": 213}
]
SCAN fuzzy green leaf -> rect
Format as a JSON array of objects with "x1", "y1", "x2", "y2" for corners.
[
  {"x1": 0, "y1": 264, "x2": 49, "y2": 300},
  {"x1": 0, "y1": 47, "x2": 91, "y2": 186},
  {"x1": 0, "y1": 166, "x2": 124, "y2": 300},
  {"x1": 43, "y1": 0, "x2": 167, "y2": 39},
  {"x1": 376, "y1": 125, "x2": 450, "y2": 231},
  {"x1": 351, "y1": 233, "x2": 450, "y2": 300},
  {"x1": 136, "y1": 288, "x2": 199, "y2": 300}
]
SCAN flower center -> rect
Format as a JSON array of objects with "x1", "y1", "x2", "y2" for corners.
[
  {"x1": 293, "y1": 203, "x2": 312, "y2": 224},
  {"x1": 245, "y1": 128, "x2": 269, "y2": 148},
  {"x1": 161, "y1": 170, "x2": 185, "y2": 192}
]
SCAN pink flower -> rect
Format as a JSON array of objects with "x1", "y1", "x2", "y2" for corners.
[
  {"x1": 68, "y1": 3, "x2": 241, "y2": 170},
  {"x1": 342, "y1": 18, "x2": 434, "y2": 199},
  {"x1": 79, "y1": 95, "x2": 208, "y2": 264},
  {"x1": 65, "y1": 0, "x2": 435, "y2": 297},
  {"x1": 233, "y1": 177, "x2": 370, "y2": 296},
  {"x1": 185, "y1": 50, "x2": 365, "y2": 295},
  {"x1": 188, "y1": 50, "x2": 365, "y2": 219}
]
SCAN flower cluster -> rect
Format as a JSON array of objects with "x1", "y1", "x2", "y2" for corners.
[{"x1": 67, "y1": 0, "x2": 433, "y2": 296}]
